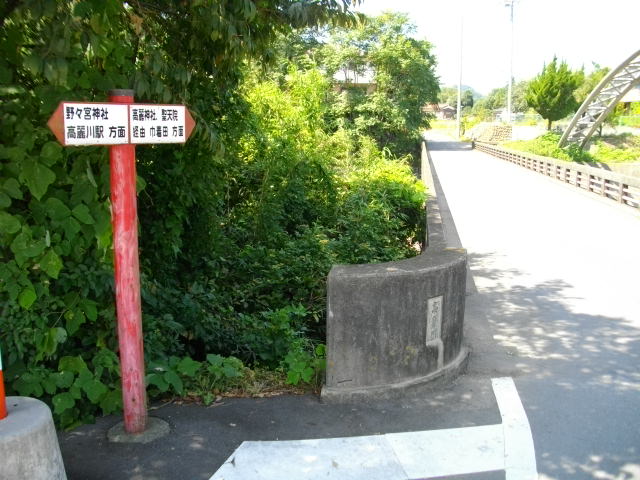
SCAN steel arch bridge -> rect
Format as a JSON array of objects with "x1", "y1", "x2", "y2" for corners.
[{"x1": 559, "y1": 49, "x2": 640, "y2": 149}]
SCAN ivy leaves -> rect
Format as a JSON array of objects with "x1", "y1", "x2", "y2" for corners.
[
  {"x1": 12, "y1": 353, "x2": 123, "y2": 429},
  {"x1": 21, "y1": 158, "x2": 56, "y2": 201},
  {"x1": 0, "y1": 211, "x2": 20, "y2": 234},
  {"x1": 40, "y1": 249, "x2": 63, "y2": 278}
]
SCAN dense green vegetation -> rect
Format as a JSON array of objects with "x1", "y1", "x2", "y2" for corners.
[
  {"x1": 320, "y1": 12, "x2": 439, "y2": 157},
  {"x1": 1, "y1": 1, "x2": 435, "y2": 428},
  {"x1": 502, "y1": 133, "x2": 593, "y2": 162},
  {"x1": 503, "y1": 132, "x2": 640, "y2": 164}
]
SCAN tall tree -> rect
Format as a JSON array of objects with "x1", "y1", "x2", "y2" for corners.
[
  {"x1": 438, "y1": 86, "x2": 458, "y2": 106},
  {"x1": 461, "y1": 89, "x2": 474, "y2": 109},
  {"x1": 526, "y1": 57, "x2": 582, "y2": 130},
  {"x1": 320, "y1": 12, "x2": 440, "y2": 156}
]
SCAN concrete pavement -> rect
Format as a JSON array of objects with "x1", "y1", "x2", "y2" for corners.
[{"x1": 426, "y1": 132, "x2": 640, "y2": 480}]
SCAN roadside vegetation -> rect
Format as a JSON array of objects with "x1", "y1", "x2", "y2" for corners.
[
  {"x1": 0, "y1": 2, "x2": 439, "y2": 428},
  {"x1": 435, "y1": 56, "x2": 638, "y2": 165},
  {"x1": 503, "y1": 132, "x2": 640, "y2": 164}
]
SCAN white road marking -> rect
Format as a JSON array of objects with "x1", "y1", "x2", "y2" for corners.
[
  {"x1": 492, "y1": 378, "x2": 538, "y2": 480},
  {"x1": 209, "y1": 377, "x2": 537, "y2": 480},
  {"x1": 385, "y1": 424, "x2": 504, "y2": 478},
  {"x1": 213, "y1": 436, "x2": 407, "y2": 480}
]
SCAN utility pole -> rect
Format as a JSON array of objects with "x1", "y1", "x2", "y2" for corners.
[
  {"x1": 456, "y1": 10, "x2": 464, "y2": 139},
  {"x1": 505, "y1": 0, "x2": 515, "y2": 124}
]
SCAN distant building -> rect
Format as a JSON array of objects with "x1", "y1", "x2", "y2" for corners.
[
  {"x1": 423, "y1": 104, "x2": 457, "y2": 120},
  {"x1": 423, "y1": 103, "x2": 440, "y2": 115},
  {"x1": 439, "y1": 104, "x2": 457, "y2": 120}
]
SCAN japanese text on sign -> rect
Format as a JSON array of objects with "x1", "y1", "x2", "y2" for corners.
[
  {"x1": 62, "y1": 103, "x2": 129, "y2": 146},
  {"x1": 129, "y1": 105, "x2": 186, "y2": 144},
  {"x1": 426, "y1": 295, "x2": 443, "y2": 343}
]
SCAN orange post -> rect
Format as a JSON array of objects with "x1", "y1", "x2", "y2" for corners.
[
  {"x1": 109, "y1": 89, "x2": 147, "y2": 433},
  {"x1": 0, "y1": 347, "x2": 7, "y2": 419}
]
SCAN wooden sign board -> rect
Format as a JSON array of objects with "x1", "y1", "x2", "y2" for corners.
[
  {"x1": 48, "y1": 102, "x2": 129, "y2": 146},
  {"x1": 47, "y1": 102, "x2": 196, "y2": 147},
  {"x1": 130, "y1": 105, "x2": 193, "y2": 144}
]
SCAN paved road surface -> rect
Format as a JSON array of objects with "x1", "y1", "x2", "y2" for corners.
[{"x1": 426, "y1": 132, "x2": 640, "y2": 480}]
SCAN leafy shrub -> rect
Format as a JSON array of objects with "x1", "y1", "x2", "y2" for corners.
[
  {"x1": 283, "y1": 343, "x2": 326, "y2": 387},
  {"x1": 503, "y1": 132, "x2": 594, "y2": 162},
  {"x1": 9, "y1": 351, "x2": 122, "y2": 430},
  {"x1": 146, "y1": 354, "x2": 246, "y2": 406},
  {"x1": 618, "y1": 116, "x2": 640, "y2": 128},
  {"x1": 588, "y1": 135, "x2": 640, "y2": 163},
  {"x1": 504, "y1": 132, "x2": 640, "y2": 164}
]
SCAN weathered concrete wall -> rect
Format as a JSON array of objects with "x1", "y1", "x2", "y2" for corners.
[{"x1": 322, "y1": 142, "x2": 468, "y2": 402}]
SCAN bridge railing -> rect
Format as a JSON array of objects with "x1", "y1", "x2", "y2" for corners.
[{"x1": 475, "y1": 142, "x2": 640, "y2": 210}]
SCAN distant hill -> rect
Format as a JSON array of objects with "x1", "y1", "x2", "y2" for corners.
[
  {"x1": 444, "y1": 84, "x2": 483, "y2": 99},
  {"x1": 438, "y1": 84, "x2": 483, "y2": 104}
]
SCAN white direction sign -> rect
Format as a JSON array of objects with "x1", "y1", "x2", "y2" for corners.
[
  {"x1": 62, "y1": 103, "x2": 129, "y2": 146},
  {"x1": 129, "y1": 105, "x2": 187, "y2": 144},
  {"x1": 48, "y1": 101, "x2": 196, "y2": 147}
]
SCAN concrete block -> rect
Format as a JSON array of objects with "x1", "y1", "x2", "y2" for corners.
[
  {"x1": 0, "y1": 396, "x2": 67, "y2": 480},
  {"x1": 322, "y1": 248, "x2": 468, "y2": 402}
]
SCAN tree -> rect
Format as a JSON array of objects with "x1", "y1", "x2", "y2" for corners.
[
  {"x1": 478, "y1": 81, "x2": 528, "y2": 113},
  {"x1": 526, "y1": 57, "x2": 582, "y2": 130},
  {"x1": 481, "y1": 87, "x2": 507, "y2": 111},
  {"x1": 461, "y1": 89, "x2": 474, "y2": 109},
  {"x1": 438, "y1": 86, "x2": 458, "y2": 105},
  {"x1": 512, "y1": 80, "x2": 530, "y2": 112},
  {"x1": 0, "y1": 0, "x2": 365, "y2": 428},
  {"x1": 320, "y1": 12, "x2": 440, "y2": 156},
  {"x1": 438, "y1": 86, "x2": 474, "y2": 108},
  {"x1": 574, "y1": 63, "x2": 609, "y2": 105}
]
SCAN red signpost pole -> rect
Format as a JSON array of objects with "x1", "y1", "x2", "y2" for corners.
[
  {"x1": 108, "y1": 89, "x2": 147, "y2": 433},
  {"x1": 0, "y1": 347, "x2": 7, "y2": 420}
]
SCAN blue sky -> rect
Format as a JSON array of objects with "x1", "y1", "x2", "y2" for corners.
[{"x1": 356, "y1": 0, "x2": 640, "y2": 95}]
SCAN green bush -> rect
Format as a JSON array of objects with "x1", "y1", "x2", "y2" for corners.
[
  {"x1": 504, "y1": 132, "x2": 640, "y2": 164},
  {"x1": 503, "y1": 132, "x2": 594, "y2": 162},
  {"x1": 283, "y1": 342, "x2": 326, "y2": 387},
  {"x1": 589, "y1": 135, "x2": 640, "y2": 163},
  {"x1": 617, "y1": 116, "x2": 640, "y2": 128},
  {"x1": 147, "y1": 354, "x2": 246, "y2": 406}
]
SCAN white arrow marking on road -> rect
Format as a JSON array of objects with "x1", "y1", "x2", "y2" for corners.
[{"x1": 209, "y1": 377, "x2": 537, "y2": 480}]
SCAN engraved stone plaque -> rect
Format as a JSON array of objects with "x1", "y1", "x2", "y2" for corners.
[{"x1": 426, "y1": 295, "x2": 443, "y2": 344}]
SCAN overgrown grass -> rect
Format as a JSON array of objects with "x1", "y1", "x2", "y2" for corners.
[
  {"x1": 588, "y1": 134, "x2": 640, "y2": 163},
  {"x1": 503, "y1": 132, "x2": 640, "y2": 164}
]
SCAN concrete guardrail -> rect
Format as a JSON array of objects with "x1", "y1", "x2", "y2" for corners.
[{"x1": 321, "y1": 142, "x2": 469, "y2": 402}]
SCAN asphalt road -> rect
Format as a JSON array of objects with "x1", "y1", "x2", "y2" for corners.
[{"x1": 426, "y1": 131, "x2": 640, "y2": 480}]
